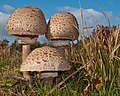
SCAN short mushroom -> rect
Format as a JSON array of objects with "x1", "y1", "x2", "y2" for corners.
[
  {"x1": 20, "y1": 46, "x2": 71, "y2": 87},
  {"x1": 6, "y1": 6, "x2": 46, "y2": 87}
]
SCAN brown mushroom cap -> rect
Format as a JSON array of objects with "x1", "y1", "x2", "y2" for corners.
[
  {"x1": 6, "y1": 6, "x2": 46, "y2": 36},
  {"x1": 20, "y1": 46, "x2": 71, "y2": 71},
  {"x1": 46, "y1": 12, "x2": 79, "y2": 40}
]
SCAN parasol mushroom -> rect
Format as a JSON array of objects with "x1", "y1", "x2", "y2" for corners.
[
  {"x1": 46, "y1": 12, "x2": 79, "y2": 42},
  {"x1": 6, "y1": 6, "x2": 46, "y2": 87},
  {"x1": 46, "y1": 11, "x2": 79, "y2": 51},
  {"x1": 46, "y1": 12, "x2": 79, "y2": 56},
  {"x1": 20, "y1": 46, "x2": 71, "y2": 87}
]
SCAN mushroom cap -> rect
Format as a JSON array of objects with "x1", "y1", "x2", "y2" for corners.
[
  {"x1": 6, "y1": 6, "x2": 46, "y2": 36},
  {"x1": 20, "y1": 46, "x2": 71, "y2": 71},
  {"x1": 46, "y1": 12, "x2": 79, "y2": 40}
]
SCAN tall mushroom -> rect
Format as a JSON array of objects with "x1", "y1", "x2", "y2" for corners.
[
  {"x1": 6, "y1": 6, "x2": 46, "y2": 87},
  {"x1": 20, "y1": 46, "x2": 71, "y2": 87}
]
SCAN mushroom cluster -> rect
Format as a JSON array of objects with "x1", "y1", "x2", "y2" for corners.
[{"x1": 6, "y1": 6, "x2": 79, "y2": 88}]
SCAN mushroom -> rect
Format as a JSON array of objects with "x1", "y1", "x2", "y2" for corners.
[
  {"x1": 46, "y1": 12, "x2": 79, "y2": 52},
  {"x1": 20, "y1": 46, "x2": 71, "y2": 87},
  {"x1": 6, "y1": 6, "x2": 46, "y2": 87},
  {"x1": 46, "y1": 12, "x2": 79, "y2": 58}
]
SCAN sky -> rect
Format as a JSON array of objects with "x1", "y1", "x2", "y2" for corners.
[{"x1": 0, "y1": 0, "x2": 120, "y2": 43}]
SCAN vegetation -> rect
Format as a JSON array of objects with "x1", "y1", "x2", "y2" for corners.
[{"x1": 0, "y1": 25, "x2": 120, "y2": 96}]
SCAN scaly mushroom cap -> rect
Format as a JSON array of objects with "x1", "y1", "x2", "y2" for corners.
[
  {"x1": 20, "y1": 46, "x2": 71, "y2": 71},
  {"x1": 46, "y1": 12, "x2": 79, "y2": 40},
  {"x1": 6, "y1": 6, "x2": 46, "y2": 36}
]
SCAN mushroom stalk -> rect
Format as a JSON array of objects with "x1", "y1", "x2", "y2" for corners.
[
  {"x1": 51, "y1": 40, "x2": 70, "y2": 57},
  {"x1": 56, "y1": 46, "x2": 65, "y2": 56},
  {"x1": 40, "y1": 72, "x2": 58, "y2": 88},
  {"x1": 43, "y1": 77, "x2": 54, "y2": 88},
  {"x1": 22, "y1": 45, "x2": 33, "y2": 88}
]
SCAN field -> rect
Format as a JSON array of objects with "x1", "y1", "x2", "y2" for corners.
[{"x1": 0, "y1": 25, "x2": 120, "y2": 96}]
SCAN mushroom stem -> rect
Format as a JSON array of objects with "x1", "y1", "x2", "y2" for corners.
[
  {"x1": 57, "y1": 46, "x2": 65, "y2": 56},
  {"x1": 51, "y1": 40, "x2": 70, "y2": 57},
  {"x1": 51, "y1": 40, "x2": 70, "y2": 46},
  {"x1": 43, "y1": 77, "x2": 55, "y2": 88},
  {"x1": 41, "y1": 72, "x2": 58, "y2": 88},
  {"x1": 22, "y1": 45, "x2": 30, "y2": 61},
  {"x1": 22, "y1": 45, "x2": 34, "y2": 88},
  {"x1": 51, "y1": 40, "x2": 71, "y2": 57}
]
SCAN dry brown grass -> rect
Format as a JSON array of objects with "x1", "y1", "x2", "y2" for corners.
[{"x1": 63, "y1": 25, "x2": 120, "y2": 93}]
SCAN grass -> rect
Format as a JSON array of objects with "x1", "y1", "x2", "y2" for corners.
[{"x1": 0, "y1": 25, "x2": 120, "y2": 96}]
